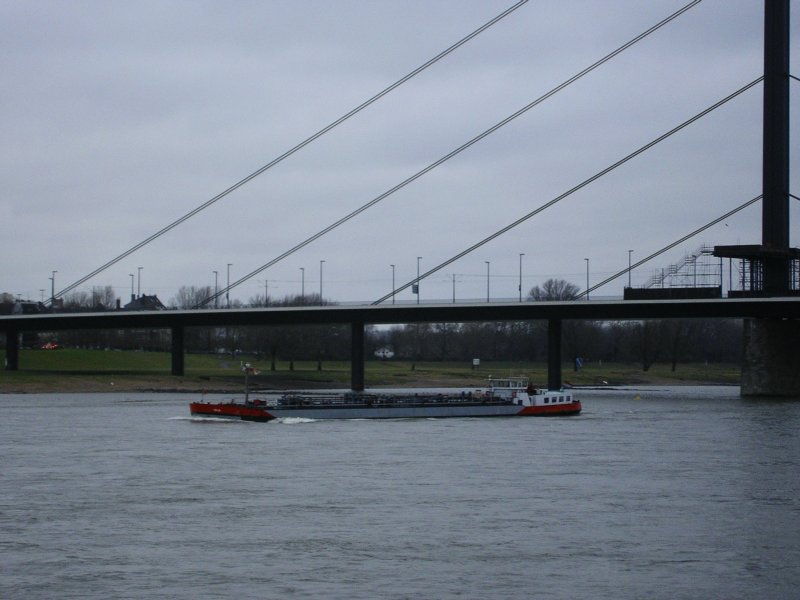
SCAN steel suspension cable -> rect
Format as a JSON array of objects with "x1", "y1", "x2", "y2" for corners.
[
  {"x1": 204, "y1": 0, "x2": 703, "y2": 307},
  {"x1": 372, "y1": 76, "x2": 764, "y2": 305},
  {"x1": 577, "y1": 194, "x2": 763, "y2": 299},
  {"x1": 53, "y1": 0, "x2": 529, "y2": 302}
]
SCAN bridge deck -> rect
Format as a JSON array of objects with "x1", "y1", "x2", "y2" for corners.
[{"x1": 1, "y1": 297, "x2": 799, "y2": 332}]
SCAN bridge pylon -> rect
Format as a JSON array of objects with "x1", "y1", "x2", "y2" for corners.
[{"x1": 713, "y1": 0, "x2": 800, "y2": 396}]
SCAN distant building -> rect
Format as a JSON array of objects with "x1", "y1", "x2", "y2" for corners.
[
  {"x1": 374, "y1": 346, "x2": 395, "y2": 359},
  {"x1": 122, "y1": 294, "x2": 166, "y2": 311},
  {"x1": 2, "y1": 300, "x2": 47, "y2": 315}
]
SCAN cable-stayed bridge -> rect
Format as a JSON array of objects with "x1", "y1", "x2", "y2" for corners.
[{"x1": 2, "y1": 1, "x2": 799, "y2": 395}]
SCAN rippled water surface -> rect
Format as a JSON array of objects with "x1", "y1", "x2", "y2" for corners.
[{"x1": 2, "y1": 386, "x2": 799, "y2": 599}]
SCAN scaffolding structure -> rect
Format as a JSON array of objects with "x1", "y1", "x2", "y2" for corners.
[
  {"x1": 721, "y1": 250, "x2": 800, "y2": 297},
  {"x1": 635, "y1": 244, "x2": 800, "y2": 298},
  {"x1": 643, "y1": 245, "x2": 722, "y2": 289}
]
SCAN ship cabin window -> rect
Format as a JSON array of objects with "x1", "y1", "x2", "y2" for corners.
[
  {"x1": 544, "y1": 398, "x2": 549, "y2": 404},
  {"x1": 559, "y1": 396, "x2": 564, "y2": 403}
]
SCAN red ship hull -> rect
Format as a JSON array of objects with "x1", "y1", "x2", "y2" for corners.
[
  {"x1": 189, "y1": 399, "x2": 581, "y2": 421},
  {"x1": 189, "y1": 402, "x2": 275, "y2": 421},
  {"x1": 517, "y1": 402, "x2": 582, "y2": 416}
]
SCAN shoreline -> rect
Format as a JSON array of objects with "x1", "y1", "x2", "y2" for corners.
[
  {"x1": 0, "y1": 371, "x2": 740, "y2": 395},
  {"x1": 0, "y1": 351, "x2": 741, "y2": 394}
]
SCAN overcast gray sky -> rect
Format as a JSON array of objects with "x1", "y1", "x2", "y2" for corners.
[{"x1": 2, "y1": 0, "x2": 798, "y2": 306}]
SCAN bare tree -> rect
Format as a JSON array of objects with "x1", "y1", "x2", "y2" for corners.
[
  {"x1": 170, "y1": 285, "x2": 213, "y2": 309},
  {"x1": 527, "y1": 279, "x2": 580, "y2": 301},
  {"x1": 635, "y1": 320, "x2": 661, "y2": 372},
  {"x1": 63, "y1": 291, "x2": 92, "y2": 310},
  {"x1": 93, "y1": 285, "x2": 116, "y2": 308},
  {"x1": 663, "y1": 319, "x2": 696, "y2": 372}
]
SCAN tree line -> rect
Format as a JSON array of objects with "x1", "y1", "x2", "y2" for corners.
[{"x1": 1, "y1": 280, "x2": 743, "y2": 370}]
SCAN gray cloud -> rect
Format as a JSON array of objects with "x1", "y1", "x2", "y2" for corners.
[{"x1": 2, "y1": 0, "x2": 795, "y2": 305}]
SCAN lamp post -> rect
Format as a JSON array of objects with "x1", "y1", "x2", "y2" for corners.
[
  {"x1": 416, "y1": 256, "x2": 422, "y2": 304},
  {"x1": 319, "y1": 260, "x2": 325, "y2": 305},
  {"x1": 49, "y1": 270, "x2": 57, "y2": 305},
  {"x1": 485, "y1": 261, "x2": 490, "y2": 302},
  {"x1": 136, "y1": 266, "x2": 143, "y2": 298},
  {"x1": 300, "y1": 267, "x2": 305, "y2": 301},
  {"x1": 584, "y1": 258, "x2": 590, "y2": 300},
  {"x1": 226, "y1": 263, "x2": 232, "y2": 308},
  {"x1": 452, "y1": 274, "x2": 456, "y2": 303},
  {"x1": 129, "y1": 273, "x2": 134, "y2": 301},
  {"x1": 628, "y1": 250, "x2": 633, "y2": 288},
  {"x1": 390, "y1": 264, "x2": 395, "y2": 305},
  {"x1": 519, "y1": 253, "x2": 525, "y2": 302},
  {"x1": 213, "y1": 270, "x2": 218, "y2": 308}
]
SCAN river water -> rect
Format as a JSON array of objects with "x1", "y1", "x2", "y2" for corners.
[{"x1": 1, "y1": 386, "x2": 798, "y2": 599}]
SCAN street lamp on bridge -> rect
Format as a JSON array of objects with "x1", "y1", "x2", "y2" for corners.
[
  {"x1": 584, "y1": 258, "x2": 590, "y2": 301},
  {"x1": 390, "y1": 264, "x2": 395, "y2": 305},
  {"x1": 49, "y1": 270, "x2": 57, "y2": 305},
  {"x1": 519, "y1": 253, "x2": 525, "y2": 302},
  {"x1": 628, "y1": 250, "x2": 633, "y2": 288},
  {"x1": 416, "y1": 256, "x2": 422, "y2": 304},
  {"x1": 300, "y1": 267, "x2": 305, "y2": 302},
  {"x1": 226, "y1": 263, "x2": 232, "y2": 308},
  {"x1": 485, "y1": 261, "x2": 491, "y2": 302},
  {"x1": 213, "y1": 270, "x2": 218, "y2": 308},
  {"x1": 320, "y1": 260, "x2": 325, "y2": 305},
  {"x1": 129, "y1": 274, "x2": 134, "y2": 301}
]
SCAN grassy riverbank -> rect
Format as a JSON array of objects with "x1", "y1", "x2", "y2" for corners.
[{"x1": 0, "y1": 348, "x2": 741, "y2": 393}]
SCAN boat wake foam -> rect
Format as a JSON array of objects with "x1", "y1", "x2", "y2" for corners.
[{"x1": 169, "y1": 416, "x2": 247, "y2": 424}]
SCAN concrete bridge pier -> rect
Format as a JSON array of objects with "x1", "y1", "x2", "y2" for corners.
[
  {"x1": 547, "y1": 319, "x2": 562, "y2": 391},
  {"x1": 4, "y1": 329, "x2": 19, "y2": 371},
  {"x1": 739, "y1": 1, "x2": 798, "y2": 398},
  {"x1": 741, "y1": 318, "x2": 800, "y2": 396},
  {"x1": 351, "y1": 321, "x2": 365, "y2": 392},
  {"x1": 171, "y1": 326, "x2": 185, "y2": 376}
]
